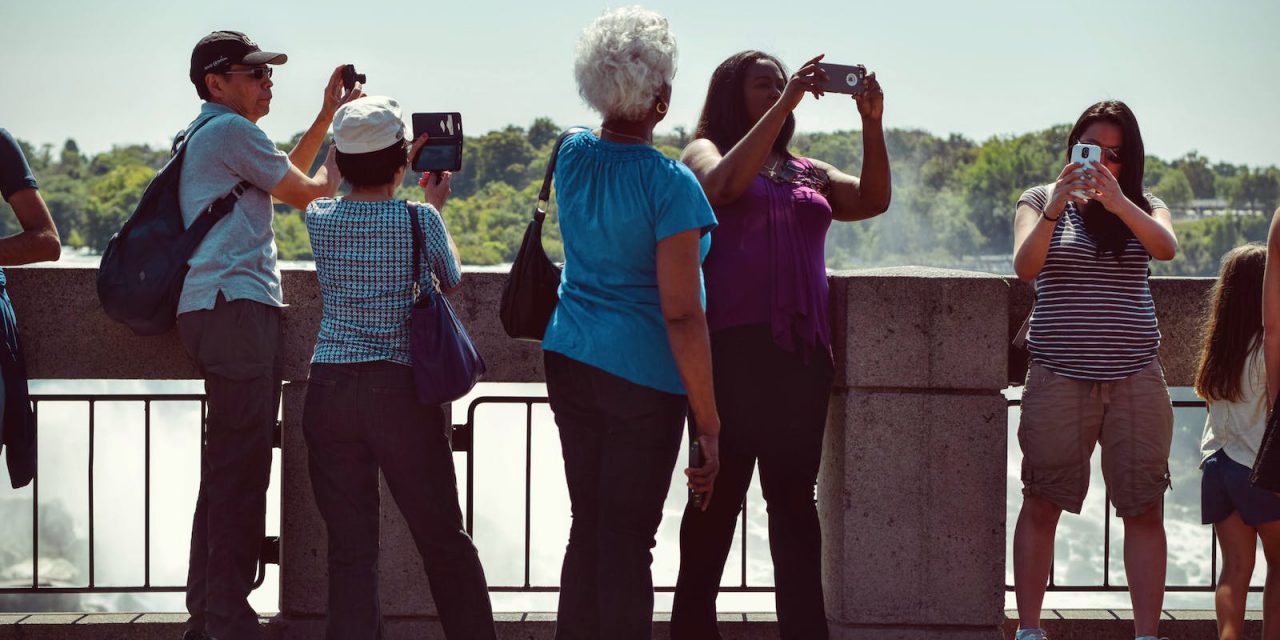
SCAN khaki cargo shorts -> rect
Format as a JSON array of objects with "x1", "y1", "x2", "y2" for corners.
[{"x1": 1018, "y1": 359, "x2": 1173, "y2": 518}]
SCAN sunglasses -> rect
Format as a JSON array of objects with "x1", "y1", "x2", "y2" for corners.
[
  {"x1": 222, "y1": 67, "x2": 273, "y2": 80},
  {"x1": 1081, "y1": 140, "x2": 1123, "y2": 163}
]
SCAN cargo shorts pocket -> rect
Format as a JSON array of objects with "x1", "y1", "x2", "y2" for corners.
[{"x1": 1018, "y1": 363, "x2": 1095, "y2": 514}]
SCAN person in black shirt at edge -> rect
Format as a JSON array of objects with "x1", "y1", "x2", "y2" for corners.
[{"x1": 0, "y1": 128, "x2": 60, "y2": 491}]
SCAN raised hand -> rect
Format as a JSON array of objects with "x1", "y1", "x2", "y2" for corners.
[{"x1": 855, "y1": 72, "x2": 884, "y2": 121}]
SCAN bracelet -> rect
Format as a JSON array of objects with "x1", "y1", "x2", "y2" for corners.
[{"x1": 1040, "y1": 210, "x2": 1061, "y2": 223}]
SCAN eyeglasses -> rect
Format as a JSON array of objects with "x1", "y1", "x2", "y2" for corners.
[{"x1": 222, "y1": 67, "x2": 273, "y2": 80}]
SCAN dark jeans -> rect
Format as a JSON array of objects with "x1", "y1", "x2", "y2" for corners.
[
  {"x1": 303, "y1": 360, "x2": 496, "y2": 640},
  {"x1": 671, "y1": 324, "x2": 833, "y2": 640},
  {"x1": 178, "y1": 295, "x2": 282, "y2": 640},
  {"x1": 544, "y1": 351, "x2": 687, "y2": 640}
]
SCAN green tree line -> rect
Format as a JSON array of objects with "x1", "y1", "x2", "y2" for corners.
[{"x1": 4, "y1": 118, "x2": 1278, "y2": 276}]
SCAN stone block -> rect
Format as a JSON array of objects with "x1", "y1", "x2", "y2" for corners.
[
  {"x1": 819, "y1": 390, "x2": 1006, "y2": 629},
  {"x1": 829, "y1": 267, "x2": 1009, "y2": 392},
  {"x1": 6, "y1": 267, "x2": 544, "y2": 383}
]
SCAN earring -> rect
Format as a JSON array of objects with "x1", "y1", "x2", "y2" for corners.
[{"x1": 655, "y1": 101, "x2": 669, "y2": 115}]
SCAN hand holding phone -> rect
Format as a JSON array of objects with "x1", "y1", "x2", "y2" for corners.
[
  {"x1": 341, "y1": 64, "x2": 366, "y2": 92},
  {"x1": 815, "y1": 62, "x2": 868, "y2": 96},
  {"x1": 689, "y1": 440, "x2": 706, "y2": 509}
]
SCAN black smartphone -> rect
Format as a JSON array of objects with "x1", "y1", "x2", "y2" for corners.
[
  {"x1": 689, "y1": 439, "x2": 705, "y2": 508},
  {"x1": 341, "y1": 64, "x2": 366, "y2": 92},
  {"x1": 411, "y1": 112, "x2": 464, "y2": 174},
  {"x1": 815, "y1": 62, "x2": 867, "y2": 95}
]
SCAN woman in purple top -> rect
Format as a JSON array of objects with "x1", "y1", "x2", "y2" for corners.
[{"x1": 671, "y1": 51, "x2": 890, "y2": 640}]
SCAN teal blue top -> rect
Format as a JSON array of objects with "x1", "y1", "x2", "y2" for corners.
[{"x1": 542, "y1": 131, "x2": 716, "y2": 394}]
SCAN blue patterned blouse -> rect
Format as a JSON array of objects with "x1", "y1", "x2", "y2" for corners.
[{"x1": 306, "y1": 198, "x2": 461, "y2": 366}]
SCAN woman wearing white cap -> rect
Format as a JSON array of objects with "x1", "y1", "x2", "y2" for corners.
[{"x1": 301, "y1": 95, "x2": 496, "y2": 640}]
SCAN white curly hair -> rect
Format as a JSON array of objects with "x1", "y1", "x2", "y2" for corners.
[{"x1": 573, "y1": 6, "x2": 678, "y2": 121}]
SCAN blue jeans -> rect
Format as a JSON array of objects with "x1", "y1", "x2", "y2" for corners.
[
  {"x1": 303, "y1": 361, "x2": 496, "y2": 640},
  {"x1": 544, "y1": 351, "x2": 687, "y2": 640}
]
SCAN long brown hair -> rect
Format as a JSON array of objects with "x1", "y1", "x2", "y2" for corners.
[
  {"x1": 1065, "y1": 100, "x2": 1151, "y2": 257},
  {"x1": 693, "y1": 50, "x2": 795, "y2": 156},
  {"x1": 1195, "y1": 243, "x2": 1267, "y2": 402}
]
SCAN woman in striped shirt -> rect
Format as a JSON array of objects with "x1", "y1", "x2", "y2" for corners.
[{"x1": 1010, "y1": 100, "x2": 1177, "y2": 640}]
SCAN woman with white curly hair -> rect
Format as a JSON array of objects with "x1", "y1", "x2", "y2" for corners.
[{"x1": 540, "y1": 6, "x2": 721, "y2": 639}]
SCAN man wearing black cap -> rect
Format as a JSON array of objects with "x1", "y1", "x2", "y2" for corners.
[{"x1": 179, "y1": 30, "x2": 361, "y2": 640}]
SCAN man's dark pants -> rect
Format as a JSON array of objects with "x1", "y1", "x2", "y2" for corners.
[{"x1": 178, "y1": 294, "x2": 281, "y2": 640}]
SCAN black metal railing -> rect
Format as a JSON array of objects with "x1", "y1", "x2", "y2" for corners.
[
  {"x1": 0, "y1": 393, "x2": 275, "y2": 595},
  {"x1": 455, "y1": 396, "x2": 771, "y2": 593},
  {"x1": 1, "y1": 390, "x2": 769, "y2": 597},
  {"x1": 1005, "y1": 396, "x2": 1256, "y2": 594}
]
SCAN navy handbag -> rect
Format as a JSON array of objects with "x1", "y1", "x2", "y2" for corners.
[{"x1": 407, "y1": 204, "x2": 485, "y2": 406}]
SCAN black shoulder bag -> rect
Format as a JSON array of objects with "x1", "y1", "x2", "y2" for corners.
[{"x1": 498, "y1": 127, "x2": 587, "y2": 341}]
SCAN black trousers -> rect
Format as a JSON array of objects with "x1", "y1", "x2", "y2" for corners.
[
  {"x1": 303, "y1": 361, "x2": 496, "y2": 640},
  {"x1": 544, "y1": 350, "x2": 687, "y2": 640},
  {"x1": 671, "y1": 324, "x2": 833, "y2": 640},
  {"x1": 178, "y1": 295, "x2": 282, "y2": 640}
]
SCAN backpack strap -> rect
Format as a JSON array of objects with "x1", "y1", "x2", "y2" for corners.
[{"x1": 175, "y1": 113, "x2": 253, "y2": 221}]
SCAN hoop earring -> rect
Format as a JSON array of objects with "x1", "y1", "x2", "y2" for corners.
[{"x1": 655, "y1": 101, "x2": 669, "y2": 115}]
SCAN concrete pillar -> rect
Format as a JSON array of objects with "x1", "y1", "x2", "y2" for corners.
[
  {"x1": 278, "y1": 381, "x2": 452, "y2": 638},
  {"x1": 820, "y1": 267, "x2": 1010, "y2": 639}
]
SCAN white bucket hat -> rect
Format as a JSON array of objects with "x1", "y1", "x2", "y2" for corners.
[{"x1": 332, "y1": 95, "x2": 406, "y2": 154}]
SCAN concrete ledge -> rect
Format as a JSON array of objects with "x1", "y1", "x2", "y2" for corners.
[
  {"x1": 0, "y1": 612, "x2": 781, "y2": 639},
  {"x1": 1001, "y1": 609, "x2": 1258, "y2": 639}
]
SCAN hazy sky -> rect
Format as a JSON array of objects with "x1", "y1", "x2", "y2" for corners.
[{"x1": 3, "y1": 0, "x2": 1277, "y2": 167}]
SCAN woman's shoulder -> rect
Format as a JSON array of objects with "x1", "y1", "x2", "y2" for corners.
[
  {"x1": 305, "y1": 197, "x2": 339, "y2": 216},
  {"x1": 1018, "y1": 184, "x2": 1053, "y2": 211}
]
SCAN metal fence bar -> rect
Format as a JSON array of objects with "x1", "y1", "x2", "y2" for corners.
[
  {"x1": 458, "y1": 395, "x2": 769, "y2": 593},
  {"x1": 87, "y1": 399, "x2": 95, "y2": 589}
]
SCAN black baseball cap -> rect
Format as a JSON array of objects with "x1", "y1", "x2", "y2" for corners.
[{"x1": 189, "y1": 30, "x2": 287, "y2": 89}]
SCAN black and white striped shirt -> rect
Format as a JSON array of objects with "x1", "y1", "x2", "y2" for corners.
[{"x1": 1021, "y1": 185, "x2": 1168, "y2": 382}]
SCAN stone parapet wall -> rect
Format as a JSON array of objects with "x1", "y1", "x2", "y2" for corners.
[{"x1": 0, "y1": 266, "x2": 1217, "y2": 638}]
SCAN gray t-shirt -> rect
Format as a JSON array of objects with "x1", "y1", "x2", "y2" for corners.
[{"x1": 177, "y1": 102, "x2": 291, "y2": 314}]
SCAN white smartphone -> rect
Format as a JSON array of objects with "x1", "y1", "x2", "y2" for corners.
[{"x1": 1069, "y1": 143, "x2": 1101, "y2": 199}]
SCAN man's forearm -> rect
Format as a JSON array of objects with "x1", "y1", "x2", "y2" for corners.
[{"x1": 288, "y1": 115, "x2": 330, "y2": 174}]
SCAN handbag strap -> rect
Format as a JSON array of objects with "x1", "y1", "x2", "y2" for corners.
[
  {"x1": 407, "y1": 203, "x2": 439, "y2": 296},
  {"x1": 534, "y1": 126, "x2": 590, "y2": 222}
]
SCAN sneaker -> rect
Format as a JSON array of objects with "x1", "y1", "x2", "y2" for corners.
[{"x1": 1015, "y1": 629, "x2": 1047, "y2": 640}]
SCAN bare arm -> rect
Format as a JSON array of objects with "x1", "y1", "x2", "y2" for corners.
[
  {"x1": 808, "y1": 130, "x2": 890, "y2": 222},
  {"x1": 1085, "y1": 163, "x2": 1177, "y2": 261},
  {"x1": 0, "y1": 188, "x2": 60, "y2": 265},
  {"x1": 288, "y1": 65, "x2": 362, "y2": 173},
  {"x1": 270, "y1": 146, "x2": 342, "y2": 210},
  {"x1": 681, "y1": 56, "x2": 825, "y2": 206},
  {"x1": 420, "y1": 167, "x2": 463, "y2": 293},
  {"x1": 656, "y1": 228, "x2": 720, "y2": 508},
  {"x1": 811, "y1": 73, "x2": 890, "y2": 221},
  {"x1": 1012, "y1": 165, "x2": 1090, "y2": 281},
  {"x1": 1264, "y1": 208, "x2": 1280, "y2": 402}
]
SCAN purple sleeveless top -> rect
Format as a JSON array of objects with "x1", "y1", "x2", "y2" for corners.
[{"x1": 703, "y1": 157, "x2": 834, "y2": 357}]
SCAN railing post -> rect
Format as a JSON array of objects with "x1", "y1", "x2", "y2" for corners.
[{"x1": 820, "y1": 267, "x2": 1009, "y2": 639}]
